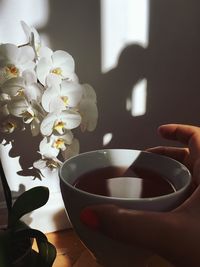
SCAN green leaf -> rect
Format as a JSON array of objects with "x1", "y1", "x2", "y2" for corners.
[
  {"x1": 14, "y1": 228, "x2": 56, "y2": 267},
  {"x1": 36, "y1": 241, "x2": 57, "y2": 267},
  {"x1": 9, "y1": 186, "x2": 49, "y2": 227}
]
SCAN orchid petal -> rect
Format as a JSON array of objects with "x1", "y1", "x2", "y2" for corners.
[
  {"x1": 7, "y1": 97, "x2": 28, "y2": 117},
  {"x1": 79, "y1": 99, "x2": 98, "y2": 132},
  {"x1": 46, "y1": 73, "x2": 61, "y2": 87},
  {"x1": 25, "y1": 83, "x2": 43, "y2": 102},
  {"x1": 60, "y1": 81, "x2": 83, "y2": 107},
  {"x1": 39, "y1": 46, "x2": 53, "y2": 60},
  {"x1": 60, "y1": 110, "x2": 81, "y2": 130},
  {"x1": 51, "y1": 130, "x2": 73, "y2": 150},
  {"x1": 30, "y1": 119, "x2": 40, "y2": 136},
  {"x1": 21, "y1": 21, "x2": 41, "y2": 53},
  {"x1": 22, "y1": 69, "x2": 37, "y2": 84},
  {"x1": 40, "y1": 110, "x2": 81, "y2": 136},
  {"x1": 21, "y1": 20, "x2": 32, "y2": 41},
  {"x1": 39, "y1": 137, "x2": 59, "y2": 158},
  {"x1": 33, "y1": 159, "x2": 47, "y2": 170},
  {"x1": 1, "y1": 77, "x2": 24, "y2": 97},
  {"x1": 0, "y1": 43, "x2": 35, "y2": 74},
  {"x1": 18, "y1": 46, "x2": 35, "y2": 65},
  {"x1": 36, "y1": 57, "x2": 52, "y2": 85},
  {"x1": 40, "y1": 113, "x2": 57, "y2": 136},
  {"x1": 82, "y1": 83, "x2": 97, "y2": 101},
  {"x1": 52, "y1": 50, "x2": 75, "y2": 70},
  {"x1": 49, "y1": 97, "x2": 66, "y2": 113},
  {"x1": 61, "y1": 130, "x2": 74, "y2": 144},
  {"x1": 61, "y1": 138, "x2": 80, "y2": 160},
  {"x1": 41, "y1": 87, "x2": 60, "y2": 112},
  {"x1": 0, "y1": 43, "x2": 19, "y2": 63}
]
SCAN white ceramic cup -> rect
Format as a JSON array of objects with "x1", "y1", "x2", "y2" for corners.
[{"x1": 59, "y1": 149, "x2": 192, "y2": 267}]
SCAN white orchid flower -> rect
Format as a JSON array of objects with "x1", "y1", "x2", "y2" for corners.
[
  {"x1": 0, "y1": 105, "x2": 15, "y2": 133},
  {"x1": 37, "y1": 131, "x2": 73, "y2": 158},
  {"x1": 7, "y1": 98, "x2": 44, "y2": 136},
  {"x1": 1, "y1": 71, "x2": 43, "y2": 102},
  {"x1": 36, "y1": 46, "x2": 76, "y2": 85},
  {"x1": 0, "y1": 65, "x2": 18, "y2": 86},
  {"x1": 21, "y1": 20, "x2": 41, "y2": 56},
  {"x1": 42, "y1": 80, "x2": 83, "y2": 113},
  {"x1": 0, "y1": 21, "x2": 98, "y2": 173},
  {"x1": 35, "y1": 135, "x2": 78, "y2": 171},
  {"x1": 33, "y1": 137, "x2": 62, "y2": 171},
  {"x1": 28, "y1": 101, "x2": 46, "y2": 136},
  {"x1": 0, "y1": 43, "x2": 35, "y2": 85},
  {"x1": 79, "y1": 84, "x2": 98, "y2": 132},
  {"x1": 22, "y1": 70, "x2": 44, "y2": 102},
  {"x1": 39, "y1": 136, "x2": 59, "y2": 158},
  {"x1": 40, "y1": 110, "x2": 81, "y2": 136},
  {"x1": 33, "y1": 157, "x2": 62, "y2": 170},
  {"x1": 33, "y1": 157, "x2": 62, "y2": 171},
  {"x1": 0, "y1": 115, "x2": 21, "y2": 133},
  {"x1": 0, "y1": 118, "x2": 17, "y2": 133},
  {"x1": 0, "y1": 104, "x2": 25, "y2": 133},
  {"x1": 7, "y1": 96, "x2": 28, "y2": 117},
  {"x1": 1, "y1": 77, "x2": 25, "y2": 98},
  {"x1": 50, "y1": 131, "x2": 74, "y2": 151}
]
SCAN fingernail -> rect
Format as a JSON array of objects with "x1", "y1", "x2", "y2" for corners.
[{"x1": 80, "y1": 208, "x2": 100, "y2": 231}]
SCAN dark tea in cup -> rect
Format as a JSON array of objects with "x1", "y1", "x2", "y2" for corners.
[{"x1": 73, "y1": 166, "x2": 175, "y2": 198}]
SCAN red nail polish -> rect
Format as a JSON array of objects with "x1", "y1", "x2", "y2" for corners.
[{"x1": 80, "y1": 208, "x2": 100, "y2": 230}]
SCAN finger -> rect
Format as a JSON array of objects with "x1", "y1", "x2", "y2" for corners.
[
  {"x1": 80, "y1": 204, "x2": 200, "y2": 267},
  {"x1": 158, "y1": 124, "x2": 200, "y2": 166},
  {"x1": 146, "y1": 146, "x2": 190, "y2": 168},
  {"x1": 80, "y1": 205, "x2": 172, "y2": 253},
  {"x1": 158, "y1": 124, "x2": 200, "y2": 158},
  {"x1": 158, "y1": 124, "x2": 200, "y2": 143},
  {"x1": 175, "y1": 184, "x2": 200, "y2": 213}
]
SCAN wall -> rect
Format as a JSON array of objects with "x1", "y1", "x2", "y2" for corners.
[
  {"x1": 0, "y1": 0, "x2": 200, "y2": 171},
  {"x1": 42, "y1": 0, "x2": 200, "y2": 152}
]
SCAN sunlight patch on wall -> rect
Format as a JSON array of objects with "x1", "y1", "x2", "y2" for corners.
[
  {"x1": 100, "y1": 0, "x2": 149, "y2": 73},
  {"x1": 0, "y1": 0, "x2": 49, "y2": 44},
  {"x1": 131, "y1": 79, "x2": 147, "y2": 116},
  {"x1": 103, "y1": 133, "x2": 113, "y2": 146}
]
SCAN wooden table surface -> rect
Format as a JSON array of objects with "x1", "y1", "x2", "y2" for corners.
[
  {"x1": 36, "y1": 229, "x2": 175, "y2": 267},
  {"x1": 45, "y1": 229, "x2": 101, "y2": 267}
]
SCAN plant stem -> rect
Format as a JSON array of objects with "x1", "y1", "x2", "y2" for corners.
[{"x1": 0, "y1": 159, "x2": 12, "y2": 213}]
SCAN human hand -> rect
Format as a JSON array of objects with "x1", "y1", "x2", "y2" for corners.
[
  {"x1": 80, "y1": 124, "x2": 200, "y2": 267},
  {"x1": 148, "y1": 124, "x2": 200, "y2": 186}
]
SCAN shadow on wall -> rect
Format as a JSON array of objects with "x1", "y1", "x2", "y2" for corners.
[
  {"x1": 42, "y1": 0, "x2": 200, "y2": 152},
  {"x1": 2, "y1": 0, "x2": 200, "y2": 175}
]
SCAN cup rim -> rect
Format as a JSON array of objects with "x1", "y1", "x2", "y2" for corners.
[{"x1": 59, "y1": 148, "x2": 192, "y2": 202}]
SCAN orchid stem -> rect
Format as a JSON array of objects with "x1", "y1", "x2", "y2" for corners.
[{"x1": 0, "y1": 159, "x2": 12, "y2": 213}]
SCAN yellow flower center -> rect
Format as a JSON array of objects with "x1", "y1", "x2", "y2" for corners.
[
  {"x1": 1, "y1": 120, "x2": 17, "y2": 133},
  {"x1": 61, "y1": 96, "x2": 68, "y2": 106},
  {"x1": 53, "y1": 121, "x2": 65, "y2": 134},
  {"x1": 46, "y1": 159, "x2": 60, "y2": 170},
  {"x1": 53, "y1": 138, "x2": 65, "y2": 149},
  {"x1": 21, "y1": 110, "x2": 35, "y2": 124},
  {"x1": 51, "y1": 67, "x2": 62, "y2": 76},
  {"x1": 6, "y1": 64, "x2": 19, "y2": 77},
  {"x1": 16, "y1": 88, "x2": 24, "y2": 97}
]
